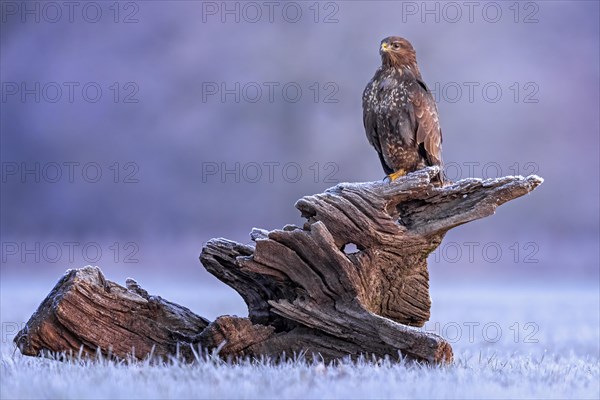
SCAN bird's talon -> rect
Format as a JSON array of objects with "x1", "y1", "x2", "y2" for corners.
[{"x1": 388, "y1": 169, "x2": 407, "y2": 182}]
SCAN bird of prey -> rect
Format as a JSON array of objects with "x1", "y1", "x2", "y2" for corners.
[{"x1": 362, "y1": 36, "x2": 444, "y2": 184}]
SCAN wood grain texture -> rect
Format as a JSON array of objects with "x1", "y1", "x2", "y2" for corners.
[
  {"x1": 15, "y1": 167, "x2": 542, "y2": 364},
  {"x1": 14, "y1": 266, "x2": 209, "y2": 361}
]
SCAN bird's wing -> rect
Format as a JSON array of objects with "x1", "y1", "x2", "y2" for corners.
[
  {"x1": 411, "y1": 79, "x2": 443, "y2": 166},
  {"x1": 362, "y1": 80, "x2": 383, "y2": 154}
]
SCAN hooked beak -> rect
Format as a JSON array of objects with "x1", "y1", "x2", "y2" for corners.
[{"x1": 380, "y1": 42, "x2": 389, "y2": 55}]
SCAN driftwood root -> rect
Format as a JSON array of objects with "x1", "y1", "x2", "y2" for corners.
[{"x1": 15, "y1": 167, "x2": 542, "y2": 364}]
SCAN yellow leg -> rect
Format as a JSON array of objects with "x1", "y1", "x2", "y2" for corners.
[{"x1": 388, "y1": 169, "x2": 406, "y2": 182}]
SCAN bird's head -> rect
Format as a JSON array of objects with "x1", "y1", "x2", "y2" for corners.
[{"x1": 379, "y1": 36, "x2": 419, "y2": 73}]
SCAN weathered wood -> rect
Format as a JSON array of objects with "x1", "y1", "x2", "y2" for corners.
[
  {"x1": 15, "y1": 167, "x2": 542, "y2": 364},
  {"x1": 14, "y1": 267, "x2": 209, "y2": 361}
]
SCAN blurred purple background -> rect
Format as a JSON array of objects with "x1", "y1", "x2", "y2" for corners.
[{"x1": 1, "y1": 0, "x2": 598, "y2": 292}]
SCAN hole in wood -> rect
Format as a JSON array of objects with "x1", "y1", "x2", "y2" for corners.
[{"x1": 342, "y1": 243, "x2": 360, "y2": 255}]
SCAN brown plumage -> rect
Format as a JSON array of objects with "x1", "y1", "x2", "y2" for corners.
[{"x1": 362, "y1": 36, "x2": 444, "y2": 184}]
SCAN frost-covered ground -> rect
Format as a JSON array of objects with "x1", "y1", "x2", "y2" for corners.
[{"x1": 1, "y1": 281, "x2": 598, "y2": 399}]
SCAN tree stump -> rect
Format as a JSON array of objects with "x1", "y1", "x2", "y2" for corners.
[{"x1": 14, "y1": 167, "x2": 542, "y2": 364}]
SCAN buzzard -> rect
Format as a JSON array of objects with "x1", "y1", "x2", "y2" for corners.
[{"x1": 362, "y1": 36, "x2": 444, "y2": 184}]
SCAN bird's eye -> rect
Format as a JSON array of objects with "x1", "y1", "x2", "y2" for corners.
[{"x1": 392, "y1": 43, "x2": 400, "y2": 49}]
